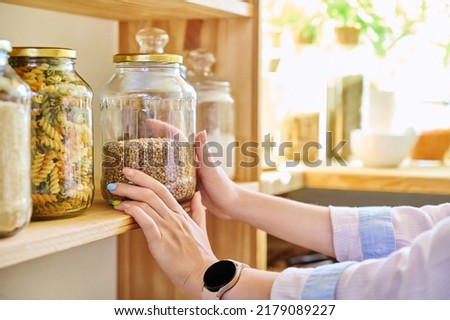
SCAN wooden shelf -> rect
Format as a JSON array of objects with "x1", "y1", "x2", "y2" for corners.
[
  {"x1": 1, "y1": 0, "x2": 253, "y2": 20},
  {"x1": 0, "y1": 181, "x2": 259, "y2": 270},
  {"x1": 0, "y1": 195, "x2": 138, "y2": 270}
]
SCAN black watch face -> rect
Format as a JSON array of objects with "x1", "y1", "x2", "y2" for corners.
[{"x1": 203, "y1": 260, "x2": 237, "y2": 292}]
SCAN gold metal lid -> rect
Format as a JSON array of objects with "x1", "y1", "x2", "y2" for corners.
[
  {"x1": 9, "y1": 47, "x2": 76, "y2": 59},
  {"x1": 113, "y1": 53, "x2": 182, "y2": 64}
]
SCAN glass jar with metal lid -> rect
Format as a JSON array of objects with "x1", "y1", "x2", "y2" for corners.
[
  {"x1": 100, "y1": 52, "x2": 196, "y2": 205},
  {"x1": 9, "y1": 47, "x2": 94, "y2": 220},
  {"x1": 0, "y1": 39, "x2": 32, "y2": 237},
  {"x1": 187, "y1": 48, "x2": 236, "y2": 179}
]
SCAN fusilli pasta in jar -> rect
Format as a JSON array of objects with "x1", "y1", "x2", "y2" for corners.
[{"x1": 10, "y1": 47, "x2": 94, "y2": 220}]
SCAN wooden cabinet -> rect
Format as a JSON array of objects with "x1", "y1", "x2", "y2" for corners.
[{"x1": 0, "y1": 0, "x2": 263, "y2": 300}]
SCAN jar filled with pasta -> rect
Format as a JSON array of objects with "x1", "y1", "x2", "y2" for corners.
[
  {"x1": 9, "y1": 47, "x2": 94, "y2": 220},
  {"x1": 100, "y1": 53, "x2": 196, "y2": 205},
  {"x1": 0, "y1": 39, "x2": 32, "y2": 238}
]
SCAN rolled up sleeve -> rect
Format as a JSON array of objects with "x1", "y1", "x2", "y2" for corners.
[
  {"x1": 271, "y1": 262, "x2": 355, "y2": 300},
  {"x1": 271, "y1": 204, "x2": 450, "y2": 299},
  {"x1": 330, "y1": 206, "x2": 396, "y2": 261}
]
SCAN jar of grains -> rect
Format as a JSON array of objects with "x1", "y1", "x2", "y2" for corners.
[
  {"x1": 100, "y1": 53, "x2": 197, "y2": 205},
  {"x1": 0, "y1": 40, "x2": 32, "y2": 238},
  {"x1": 187, "y1": 49, "x2": 236, "y2": 179},
  {"x1": 9, "y1": 47, "x2": 94, "y2": 220}
]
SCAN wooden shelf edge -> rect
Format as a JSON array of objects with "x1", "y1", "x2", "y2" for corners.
[
  {"x1": 0, "y1": 180, "x2": 258, "y2": 270},
  {"x1": 0, "y1": 197, "x2": 139, "y2": 270},
  {"x1": 1, "y1": 0, "x2": 253, "y2": 21},
  {"x1": 186, "y1": 0, "x2": 253, "y2": 18}
]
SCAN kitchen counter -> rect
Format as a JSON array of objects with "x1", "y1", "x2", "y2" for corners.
[{"x1": 261, "y1": 161, "x2": 450, "y2": 196}]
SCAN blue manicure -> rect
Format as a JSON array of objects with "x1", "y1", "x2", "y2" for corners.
[{"x1": 107, "y1": 183, "x2": 117, "y2": 191}]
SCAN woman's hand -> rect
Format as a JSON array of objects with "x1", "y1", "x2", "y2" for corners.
[
  {"x1": 143, "y1": 117, "x2": 244, "y2": 220},
  {"x1": 194, "y1": 130, "x2": 244, "y2": 220},
  {"x1": 108, "y1": 167, "x2": 218, "y2": 298}
]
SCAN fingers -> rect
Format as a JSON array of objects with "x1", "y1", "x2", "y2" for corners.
[
  {"x1": 195, "y1": 130, "x2": 229, "y2": 183},
  {"x1": 108, "y1": 182, "x2": 174, "y2": 219},
  {"x1": 117, "y1": 197, "x2": 213, "y2": 261},
  {"x1": 118, "y1": 201, "x2": 162, "y2": 241},
  {"x1": 195, "y1": 130, "x2": 207, "y2": 167},
  {"x1": 145, "y1": 119, "x2": 188, "y2": 142},
  {"x1": 195, "y1": 130, "x2": 217, "y2": 173},
  {"x1": 109, "y1": 167, "x2": 183, "y2": 214},
  {"x1": 190, "y1": 191, "x2": 206, "y2": 231}
]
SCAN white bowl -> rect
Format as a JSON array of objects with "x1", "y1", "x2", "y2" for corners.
[{"x1": 350, "y1": 128, "x2": 417, "y2": 167}]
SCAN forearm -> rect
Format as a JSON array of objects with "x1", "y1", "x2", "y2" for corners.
[
  {"x1": 336, "y1": 217, "x2": 450, "y2": 299},
  {"x1": 232, "y1": 186, "x2": 335, "y2": 257},
  {"x1": 221, "y1": 268, "x2": 278, "y2": 300}
]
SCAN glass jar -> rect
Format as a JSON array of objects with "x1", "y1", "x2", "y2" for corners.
[
  {"x1": 0, "y1": 40, "x2": 32, "y2": 238},
  {"x1": 326, "y1": 26, "x2": 366, "y2": 160},
  {"x1": 9, "y1": 47, "x2": 94, "y2": 220},
  {"x1": 135, "y1": 26, "x2": 187, "y2": 79},
  {"x1": 100, "y1": 53, "x2": 196, "y2": 205},
  {"x1": 135, "y1": 27, "x2": 169, "y2": 54},
  {"x1": 276, "y1": 43, "x2": 325, "y2": 164},
  {"x1": 187, "y1": 49, "x2": 236, "y2": 179}
]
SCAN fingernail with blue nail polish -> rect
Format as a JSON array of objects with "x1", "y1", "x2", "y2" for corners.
[{"x1": 107, "y1": 183, "x2": 117, "y2": 191}]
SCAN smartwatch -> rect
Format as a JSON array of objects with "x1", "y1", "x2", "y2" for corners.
[{"x1": 202, "y1": 259, "x2": 249, "y2": 300}]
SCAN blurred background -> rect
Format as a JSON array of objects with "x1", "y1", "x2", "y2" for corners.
[{"x1": 260, "y1": 0, "x2": 450, "y2": 165}]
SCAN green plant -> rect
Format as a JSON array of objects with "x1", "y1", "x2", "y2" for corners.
[
  {"x1": 266, "y1": 0, "x2": 325, "y2": 45},
  {"x1": 323, "y1": 0, "x2": 363, "y2": 27},
  {"x1": 367, "y1": 1, "x2": 426, "y2": 58},
  {"x1": 323, "y1": 0, "x2": 427, "y2": 57},
  {"x1": 437, "y1": 37, "x2": 450, "y2": 68}
]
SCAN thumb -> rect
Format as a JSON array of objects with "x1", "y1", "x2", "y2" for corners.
[
  {"x1": 190, "y1": 191, "x2": 206, "y2": 231},
  {"x1": 195, "y1": 130, "x2": 221, "y2": 176},
  {"x1": 195, "y1": 130, "x2": 208, "y2": 169}
]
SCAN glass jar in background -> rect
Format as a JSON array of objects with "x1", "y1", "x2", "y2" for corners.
[
  {"x1": 274, "y1": 39, "x2": 325, "y2": 165},
  {"x1": 10, "y1": 47, "x2": 94, "y2": 220},
  {"x1": 326, "y1": 26, "x2": 366, "y2": 161},
  {"x1": 100, "y1": 53, "x2": 196, "y2": 205},
  {"x1": 281, "y1": 112, "x2": 319, "y2": 163},
  {"x1": 0, "y1": 39, "x2": 32, "y2": 237},
  {"x1": 187, "y1": 48, "x2": 236, "y2": 179}
]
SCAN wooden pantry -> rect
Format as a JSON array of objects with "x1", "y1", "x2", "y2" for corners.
[{"x1": 0, "y1": 0, "x2": 263, "y2": 300}]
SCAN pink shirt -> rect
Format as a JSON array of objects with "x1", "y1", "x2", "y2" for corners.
[{"x1": 271, "y1": 203, "x2": 450, "y2": 299}]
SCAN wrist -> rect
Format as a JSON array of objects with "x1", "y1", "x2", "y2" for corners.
[
  {"x1": 222, "y1": 267, "x2": 278, "y2": 300},
  {"x1": 228, "y1": 186, "x2": 254, "y2": 221},
  {"x1": 215, "y1": 182, "x2": 246, "y2": 220},
  {"x1": 201, "y1": 259, "x2": 249, "y2": 300}
]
